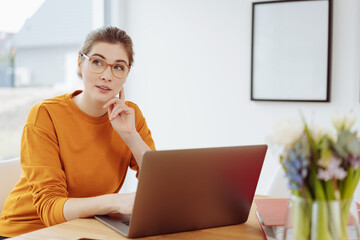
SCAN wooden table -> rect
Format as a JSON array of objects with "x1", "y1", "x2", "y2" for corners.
[{"x1": 9, "y1": 196, "x2": 266, "y2": 240}]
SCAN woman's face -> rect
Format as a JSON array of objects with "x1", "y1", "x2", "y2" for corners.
[{"x1": 79, "y1": 42, "x2": 130, "y2": 103}]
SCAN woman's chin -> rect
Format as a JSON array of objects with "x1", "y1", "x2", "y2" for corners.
[{"x1": 94, "y1": 91, "x2": 116, "y2": 103}]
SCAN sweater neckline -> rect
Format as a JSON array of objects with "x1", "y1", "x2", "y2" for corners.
[{"x1": 66, "y1": 90, "x2": 109, "y2": 124}]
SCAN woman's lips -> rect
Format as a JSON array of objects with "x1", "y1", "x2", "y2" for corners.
[{"x1": 96, "y1": 85, "x2": 111, "y2": 93}]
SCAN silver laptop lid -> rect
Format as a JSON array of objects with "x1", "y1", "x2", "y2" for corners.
[{"x1": 126, "y1": 144, "x2": 267, "y2": 238}]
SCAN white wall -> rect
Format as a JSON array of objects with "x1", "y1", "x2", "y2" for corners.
[{"x1": 117, "y1": 0, "x2": 360, "y2": 197}]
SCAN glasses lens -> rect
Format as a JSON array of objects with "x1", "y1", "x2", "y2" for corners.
[
  {"x1": 90, "y1": 58, "x2": 106, "y2": 73},
  {"x1": 112, "y1": 63, "x2": 129, "y2": 78}
]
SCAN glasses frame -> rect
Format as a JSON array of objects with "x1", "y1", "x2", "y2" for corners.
[{"x1": 80, "y1": 53, "x2": 131, "y2": 79}]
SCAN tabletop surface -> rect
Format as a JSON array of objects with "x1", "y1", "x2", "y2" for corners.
[{"x1": 9, "y1": 196, "x2": 268, "y2": 240}]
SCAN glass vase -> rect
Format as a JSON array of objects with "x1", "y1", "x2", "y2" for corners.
[{"x1": 282, "y1": 195, "x2": 360, "y2": 240}]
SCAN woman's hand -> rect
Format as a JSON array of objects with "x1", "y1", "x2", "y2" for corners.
[
  {"x1": 63, "y1": 193, "x2": 136, "y2": 221},
  {"x1": 103, "y1": 88, "x2": 136, "y2": 139},
  {"x1": 114, "y1": 192, "x2": 136, "y2": 215},
  {"x1": 103, "y1": 88, "x2": 151, "y2": 169}
]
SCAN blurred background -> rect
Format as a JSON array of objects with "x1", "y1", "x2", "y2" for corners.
[{"x1": 0, "y1": 0, "x2": 359, "y2": 196}]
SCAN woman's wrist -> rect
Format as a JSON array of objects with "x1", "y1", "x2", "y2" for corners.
[
  {"x1": 121, "y1": 131, "x2": 151, "y2": 169},
  {"x1": 121, "y1": 131, "x2": 141, "y2": 148},
  {"x1": 63, "y1": 194, "x2": 120, "y2": 221},
  {"x1": 109, "y1": 193, "x2": 121, "y2": 213}
]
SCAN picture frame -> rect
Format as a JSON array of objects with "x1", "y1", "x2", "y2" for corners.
[{"x1": 250, "y1": 0, "x2": 332, "y2": 102}]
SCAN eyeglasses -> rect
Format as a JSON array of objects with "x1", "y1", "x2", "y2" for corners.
[{"x1": 81, "y1": 53, "x2": 131, "y2": 79}]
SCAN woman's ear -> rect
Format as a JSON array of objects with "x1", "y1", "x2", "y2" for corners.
[{"x1": 77, "y1": 54, "x2": 83, "y2": 78}]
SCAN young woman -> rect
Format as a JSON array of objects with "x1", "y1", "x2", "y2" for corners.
[{"x1": 0, "y1": 26, "x2": 155, "y2": 238}]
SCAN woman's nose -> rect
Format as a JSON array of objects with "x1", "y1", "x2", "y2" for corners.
[{"x1": 101, "y1": 65, "x2": 113, "y2": 81}]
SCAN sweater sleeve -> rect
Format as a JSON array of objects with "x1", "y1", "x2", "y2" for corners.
[
  {"x1": 20, "y1": 105, "x2": 69, "y2": 226},
  {"x1": 128, "y1": 102, "x2": 156, "y2": 173}
]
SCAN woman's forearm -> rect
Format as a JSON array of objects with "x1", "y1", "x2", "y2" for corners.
[
  {"x1": 63, "y1": 193, "x2": 135, "y2": 221},
  {"x1": 122, "y1": 132, "x2": 151, "y2": 169}
]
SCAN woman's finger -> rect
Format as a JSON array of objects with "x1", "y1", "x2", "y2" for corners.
[
  {"x1": 103, "y1": 97, "x2": 125, "y2": 109},
  {"x1": 110, "y1": 107, "x2": 124, "y2": 120},
  {"x1": 109, "y1": 105, "x2": 131, "y2": 120},
  {"x1": 119, "y1": 88, "x2": 125, "y2": 101}
]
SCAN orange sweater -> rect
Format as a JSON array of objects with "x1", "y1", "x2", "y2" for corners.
[{"x1": 0, "y1": 90, "x2": 155, "y2": 237}]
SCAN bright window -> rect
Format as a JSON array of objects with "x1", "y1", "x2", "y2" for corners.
[{"x1": 0, "y1": 0, "x2": 107, "y2": 160}]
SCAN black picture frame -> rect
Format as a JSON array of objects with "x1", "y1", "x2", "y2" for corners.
[{"x1": 250, "y1": 0, "x2": 332, "y2": 102}]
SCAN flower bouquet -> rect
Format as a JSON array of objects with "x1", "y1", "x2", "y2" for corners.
[{"x1": 273, "y1": 113, "x2": 360, "y2": 240}]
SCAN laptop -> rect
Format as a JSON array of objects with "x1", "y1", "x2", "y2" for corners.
[{"x1": 95, "y1": 144, "x2": 267, "y2": 238}]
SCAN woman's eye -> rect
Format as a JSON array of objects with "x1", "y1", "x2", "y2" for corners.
[
  {"x1": 92, "y1": 59, "x2": 103, "y2": 66},
  {"x1": 114, "y1": 65, "x2": 125, "y2": 71}
]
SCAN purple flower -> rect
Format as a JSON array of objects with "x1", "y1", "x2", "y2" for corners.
[
  {"x1": 347, "y1": 154, "x2": 360, "y2": 168},
  {"x1": 283, "y1": 139, "x2": 310, "y2": 190},
  {"x1": 317, "y1": 156, "x2": 347, "y2": 181}
]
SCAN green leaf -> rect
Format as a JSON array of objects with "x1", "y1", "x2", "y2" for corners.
[
  {"x1": 314, "y1": 178, "x2": 326, "y2": 200},
  {"x1": 347, "y1": 136, "x2": 360, "y2": 156},
  {"x1": 334, "y1": 130, "x2": 352, "y2": 159},
  {"x1": 324, "y1": 180, "x2": 335, "y2": 200},
  {"x1": 341, "y1": 168, "x2": 354, "y2": 199}
]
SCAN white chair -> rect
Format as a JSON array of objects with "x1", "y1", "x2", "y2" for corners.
[
  {"x1": 0, "y1": 157, "x2": 22, "y2": 212},
  {"x1": 265, "y1": 164, "x2": 291, "y2": 198}
]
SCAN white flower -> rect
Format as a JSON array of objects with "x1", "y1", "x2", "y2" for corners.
[
  {"x1": 332, "y1": 112, "x2": 356, "y2": 131},
  {"x1": 332, "y1": 112, "x2": 344, "y2": 131},
  {"x1": 344, "y1": 113, "x2": 356, "y2": 130},
  {"x1": 271, "y1": 119, "x2": 303, "y2": 146},
  {"x1": 310, "y1": 125, "x2": 335, "y2": 143}
]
